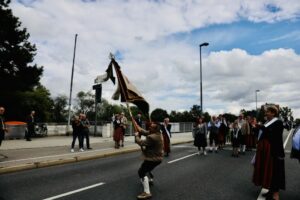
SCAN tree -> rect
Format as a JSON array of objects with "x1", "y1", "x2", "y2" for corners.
[
  {"x1": 17, "y1": 84, "x2": 54, "y2": 122},
  {"x1": 0, "y1": 0, "x2": 44, "y2": 120},
  {"x1": 279, "y1": 106, "x2": 293, "y2": 121},
  {"x1": 75, "y1": 91, "x2": 95, "y2": 114},
  {"x1": 52, "y1": 95, "x2": 68, "y2": 122},
  {"x1": 190, "y1": 105, "x2": 202, "y2": 118}
]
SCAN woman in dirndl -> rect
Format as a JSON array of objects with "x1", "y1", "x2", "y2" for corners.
[
  {"x1": 252, "y1": 105, "x2": 285, "y2": 200},
  {"x1": 193, "y1": 117, "x2": 208, "y2": 155},
  {"x1": 113, "y1": 114, "x2": 123, "y2": 149}
]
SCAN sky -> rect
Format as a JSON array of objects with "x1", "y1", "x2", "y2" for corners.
[{"x1": 9, "y1": 0, "x2": 300, "y2": 118}]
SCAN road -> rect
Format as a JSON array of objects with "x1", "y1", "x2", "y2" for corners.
[{"x1": 0, "y1": 131, "x2": 299, "y2": 200}]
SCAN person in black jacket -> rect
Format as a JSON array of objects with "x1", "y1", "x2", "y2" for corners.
[
  {"x1": 193, "y1": 117, "x2": 207, "y2": 155},
  {"x1": 26, "y1": 110, "x2": 36, "y2": 141},
  {"x1": 253, "y1": 105, "x2": 285, "y2": 200},
  {"x1": 71, "y1": 116, "x2": 84, "y2": 152},
  {"x1": 135, "y1": 113, "x2": 143, "y2": 127},
  {"x1": 80, "y1": 114, "x2": 92, "y2": 150}
]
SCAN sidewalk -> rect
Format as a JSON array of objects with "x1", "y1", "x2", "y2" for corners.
[{"x1": 0, "y1": 133, "x2": 193, "y2": 174}]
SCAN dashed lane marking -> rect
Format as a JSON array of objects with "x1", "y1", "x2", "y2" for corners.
[
  {"x1": 43, "y1": 182, "x2": 105, "y2": 200},
  {"x1": 167, "y1": 153, "x2": 199, "y2": 164}
]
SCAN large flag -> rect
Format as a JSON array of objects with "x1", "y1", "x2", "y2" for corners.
[
  {"x1": 94, "y1": 62, "x2": 115, "y2": 84},
  {"x1": 111, "y1": 59, "x2": 149, "y2": 116}
]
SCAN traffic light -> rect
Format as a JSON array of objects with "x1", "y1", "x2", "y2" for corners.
[{"x1": 93, "y1": 84, "x2": 102, "y2": 103}]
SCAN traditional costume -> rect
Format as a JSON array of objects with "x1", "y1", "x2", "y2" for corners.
[
  {"x1": 231, "y1": 127, "x2": 241, "y2": 157},
  {"x1": 135, "y1": 124, "x2": 163, "y2": 199},
  {"x1": 253, "y1": 117, "x2": 285, "y2": 191},
  {"x1": 193, "y1": 122, "x2": 207, "y2": 155},
  {"x1": 113, "y1": 117, "x2": 123, "y2": 148},
  {"x1": 161, "y1": 122, "x2": 171, "y2": 156}
]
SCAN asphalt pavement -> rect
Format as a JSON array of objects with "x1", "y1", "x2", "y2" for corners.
[{"x1": 0, "y1": 133, "x2": 193, "y2": 174}]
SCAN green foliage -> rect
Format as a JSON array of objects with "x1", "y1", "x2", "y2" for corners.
[
  {"x1": 6, "y1": 85, "x2": 54, "y2": 122},
  {"x1": 0, "y1": 0, "x2": 44, "y2": 120},
  {"x1": 0, "y1": 1, "x2": 43, "y2": 91},
  {"x1": 279, "y1": 106, "x2": 293, "y2": 121},
  {"x1": 190, "y1": 105, "x2": 201, "y2": 118},
  {"x1": 75, "y1": 91, "x2": 95, "y2": 114},
  {"x1": 52, "y1": 95, "x2": 68, "y2": 122}
]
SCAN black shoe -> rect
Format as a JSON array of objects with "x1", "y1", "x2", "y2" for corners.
[
  {"x1": 26, "y1": 139, "x2": 31, "y2": 141},
  {"x1": 87, "y1": 147, "x2": 92, "y2": 150}
]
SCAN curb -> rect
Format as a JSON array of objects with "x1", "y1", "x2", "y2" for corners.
[{"x1": 0, "y1": 140, "x2": 193, "y2": 175}]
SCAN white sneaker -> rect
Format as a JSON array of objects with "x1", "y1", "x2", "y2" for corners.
[
  {"x1": 204, "y1": 151, "x2": 207, "y2": 156},
  {"x1": 71, "y1": 149, "x2": 74, "y2": 153},
  {"x1": 79, "y1": 148, "x2": 84, "y2": 152}
]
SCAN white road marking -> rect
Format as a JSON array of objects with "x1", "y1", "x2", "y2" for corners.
[
  {"x1": 257, "y1": 129, "x2": 293, "y2": 200},
  {"x1": 43, "y1": 182, "x2": 105, "y2": 200},
  {"x1": 167, "y1": 153, "x2": 198, "y2": 164},
  {"x1": 284, "y1": 129, "x2": 294, "y2": 148}
]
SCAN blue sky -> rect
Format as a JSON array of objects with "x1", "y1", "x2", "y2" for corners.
[
  {"x1": 170, "y1": 20, "x2": 300, "y2": 55},
  {"x1": 10, "y1": 0, "x2": 300, "y2": 118}
]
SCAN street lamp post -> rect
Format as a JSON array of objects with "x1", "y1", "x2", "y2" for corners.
[
  {"x1": 255, "y1": 89, "x2": 260, "y2": 111},
  {"x1": 199, "y1": 42, "x2": 209, "y2": 114}
]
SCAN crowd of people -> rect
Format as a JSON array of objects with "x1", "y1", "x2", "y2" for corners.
[
  {"x1": 1, "y1": 104, "x2": 300, "y2": 200},
  {"x1": 191, "y1": 106, "x2": 290, "y2": 200},
  {"x1": 192, "y1": 113, "x2": 265, "y2": 157}
]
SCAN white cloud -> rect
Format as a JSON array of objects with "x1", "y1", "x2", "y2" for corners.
[{"x1": 9, "y1": 0, "x2": 300, "y2": 118}]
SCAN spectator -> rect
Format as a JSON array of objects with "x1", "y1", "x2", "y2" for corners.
[
  {"x1": 230, "y1": 122, "x2": 241, "y2": 157},
  {"x1": 161, "y1": 117, "x2": 171, "y2": 157},
  {"x1": 113, "y1": 114, "x2": 123, "y2": 149},
  {"x1": 218, "y1": 115, "x2": 228, "y2": 150},
  {"x1": 193, "y1": 117, "x2": 208, "y2": 155},
  {"x1": 207, "y1": 116, "x2": 220, "y2": 153},
  {"x1": 120, "y1": 112, "x2": 127, "y2": 147},
  {"x1": 238, "y1": 114, "x2": 250, "y2": 154},
  {"x1": 71, "y1": 116, "x2": 84, "y2": 152},
  {"x1": 80, "y1": 114, "x2": 92, "y2": 150},
  {"x1": 26, "y1": 110, "x2": 36, "y2": 141},
  {"x1": 135, "y1": 113, "x2": 143, "y2": 127},
  {"x1": 253, "y1": 105, "x2": 285, "y2": 200}
]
